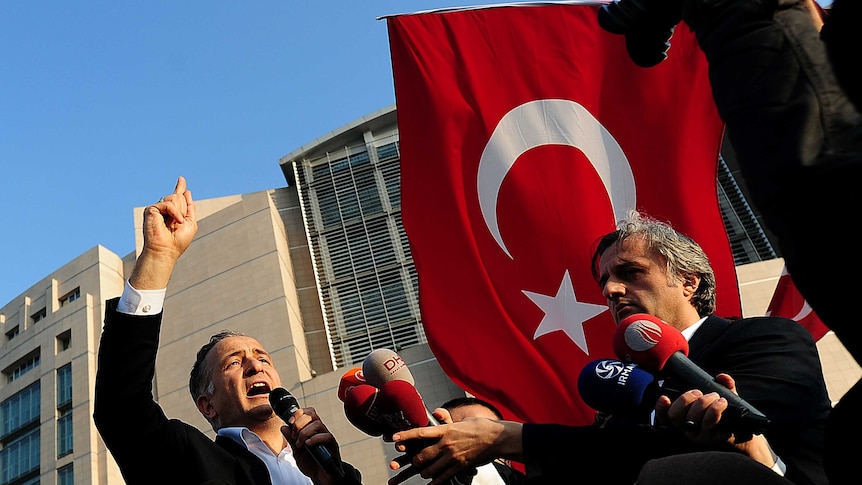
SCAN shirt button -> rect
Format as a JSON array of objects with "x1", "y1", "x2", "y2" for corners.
[{"x1": 142, "y1": 304, "x2": 152, "y2": 313}]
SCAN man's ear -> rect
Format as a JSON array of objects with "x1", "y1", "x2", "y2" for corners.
[
  {"x1": 682, "y1": 273, "x2": 701, "y2": 296},
  {"x1": 197, "y1": 394, "x2": 217, "y2": 420}
]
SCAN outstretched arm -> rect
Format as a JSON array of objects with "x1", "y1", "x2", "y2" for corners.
[
  {"x1": 129, "y1": 176, "x2": 197, "y2": 291},
  {"x1": 388, "y1": 413, "x2": 524, "y2": 485}
]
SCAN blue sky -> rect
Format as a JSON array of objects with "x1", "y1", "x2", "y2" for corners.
[
  {"x1": 0, "y1": 0, "x2": 835, "y2": 306},
  {"x1": 0, "y1": 1, "x2": 515, "y2": 306}
]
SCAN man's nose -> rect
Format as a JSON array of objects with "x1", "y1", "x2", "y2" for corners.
[
  {"x1": 245, "y1": 358, "x2": 265, "y2": 375},
  {"x1": 603, "y1": 280, "x2": 624, "y2": 299}
]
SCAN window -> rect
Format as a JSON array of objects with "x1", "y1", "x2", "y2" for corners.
[
  {"x1": 57, "y1": 408, "x2": 72, "y2": 458},
  {"x1": 57, "y1": 365, "x2": 72, "y2": 408},
  {"x1": 57, "y1": 364, "x2": 73, "y2": 458},
  {"x1": 0, "y1": 428, "x2": 40, "y2": 484},
  {"x1": 58, "y1": 463, "x2": 74, "y2": 485},
  {"x1": 56, "y1": 330, "x2": 71, "y2": 353},
  {"x1": 1, "y1": 382, "x2": 40, "y2": 440},
  {"x1": 30, "y1": 307, "x2": 46, "y2": 324},
  {"x1": 4, "y1": 326, "x2": 18, "y2": 342},
  {"x1": 4, "y1": 351, "x2": 40, "y2": 384},
  {"x1": 59, "y1": 288, "x2": 80, "y2": 307},
  {"x1": 0, "y1": 383, "x2": 41, "y2": 484}
]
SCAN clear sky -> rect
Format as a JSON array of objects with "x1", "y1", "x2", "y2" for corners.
[
  {"x1": 0, "y1": 1, "x2": 513, "y2": 306},
  {"x1": 0, "y1": 0, "x2": 835, "y2": 306}
]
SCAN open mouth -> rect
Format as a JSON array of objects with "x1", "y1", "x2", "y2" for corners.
[{"x1": 247, "y1": 382, "x2": 271, "y2": 397}]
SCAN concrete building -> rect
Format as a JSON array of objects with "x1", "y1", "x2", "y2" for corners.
[{"x1": 1, "y1": 105, "x2": 858, "y2": 485}]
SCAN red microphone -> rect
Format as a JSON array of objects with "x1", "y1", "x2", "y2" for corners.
[
  {"x1": 342, "y1": 384, "x2": 385, "y2": 437},
  {"x1": 378, "y1": 380, "x2": 439, "y2": 429},
  {"x1": 613, "y1": 313, "x2": 689, "y2": 374},
  {"x1": 337, "y1": 367, "x2": 366, "y2": 403},
  {"x1": 613, "y1": 313, "x2": 770, "y2": 437}
]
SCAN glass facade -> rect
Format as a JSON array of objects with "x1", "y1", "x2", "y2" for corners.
[
  {"x1": 58, "y1": 464, "x2": 73, "y2": 485},
  {"x1": 288, "y1": 112, "x2": 778, "y2": 370},
  {"x1": 293, "y1": 133, "x2": 424, "y2": 368},
  {"x1": 0, "y1": 382, "x2": 41, "y2": 485},
  {"x1": 57, "y1": 364, "x2": 73, "y2": 458}
]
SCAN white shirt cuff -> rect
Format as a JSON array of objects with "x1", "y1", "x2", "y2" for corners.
[
  {"x1": 116, "y1": 280, "x2": 166, "y2": 315},
  {"x1": 772, "y1": 456, "x2": 787, "y2": 476}
]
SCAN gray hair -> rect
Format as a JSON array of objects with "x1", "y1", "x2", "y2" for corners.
[
  {"x1": 590, "y1": 210, "x2": 717, "y2": 317},
  {"x1": 189, "y1": 330, "x2": 248, "y2": 402}
]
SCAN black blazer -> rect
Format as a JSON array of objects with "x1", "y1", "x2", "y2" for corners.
[
  {"x1": 93, "y1": 297, "x2": 362, "y2": 485},
  {"x1": 521, "y1": 315, "x2": 831, "y2": 485}
]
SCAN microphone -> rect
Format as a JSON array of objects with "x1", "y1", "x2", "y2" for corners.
[
  {"x1": 342, "y1": 383, "x2": 386, "y2": 437},
  {"x1": 362, "y1": 348, "x2": 415, "y2": 387},
  {"x1": 269, "y1": 387, "x2": 344, "y2": 478},
  {"x1": 361, "y1": 348, "x2": 439, "y2": 427},
  {"x1": 378, "y1": 379, "x2": 441, "y2": 428},
  {"x1": 578, "y1": 359, "x2": 665, "y2": 416},
  {"x1": 337, "y1": 367, "x2": 367, "y2": 403},
  {"x1": 613, "y1": 313, "x2": 771, "y2": 437}
]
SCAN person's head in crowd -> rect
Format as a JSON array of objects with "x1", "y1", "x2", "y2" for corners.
[
  {"x1": 590, "y1": 209, "x2": 716, "y2": 331},
  {"x1": 189, "y1": 329, "x2": 283, "y2": 432}
]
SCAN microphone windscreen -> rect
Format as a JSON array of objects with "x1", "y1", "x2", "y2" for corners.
[
  {"x1": 613, "y1": 313, "x2": 689, "y2": 373},
  {"x1": 337, "y1": 367, "x2": 366, "y2": 402},
  {"x1": 578, "y1": 359, "x2": 658, "y2": 415},
  {"x1": 362, "y1": 348, "x2": 415, "y2": 388},
  {"x1": 269, "y1": 387, "x2": 300, "y2": 419},
  {"x1": 377, "y1": 379, "x2": 432, "y2": 430},
  {"x1": 343, "y1": 384, "x2": 385, "y2": 437}
]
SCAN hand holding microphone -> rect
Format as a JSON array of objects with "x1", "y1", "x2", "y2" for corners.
[
  {"x1": 269, "y1": 388, "x2": 344, "y2": 478},
  {"x1": 612, "y1": 313, "x2": 770, "y2": 439}
]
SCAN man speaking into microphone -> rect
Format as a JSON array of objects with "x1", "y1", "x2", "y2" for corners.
[{"x1": 389, "y1": 210, "x2": 831, "y2": 485}]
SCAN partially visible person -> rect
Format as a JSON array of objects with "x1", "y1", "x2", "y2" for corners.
[
  {"x1": 440, "y1": 397, "x2": 527, "y2": 485},
  {"x1": 93, "y1": 176, "x2": 362, "y2": 485},
  {"x1": 597, "y1": 1, "x2": 862, "y2": 483},
  {"x1": 388, "y1": 211, "x2": 831, "y2": 485}
]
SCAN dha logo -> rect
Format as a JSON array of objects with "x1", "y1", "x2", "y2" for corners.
[
  {"x1": 594, "y1": 359, "x2": 637, "y2": 386},
  {"x1": 384, "y1": 355, "x2": 406, "y2": 374}
]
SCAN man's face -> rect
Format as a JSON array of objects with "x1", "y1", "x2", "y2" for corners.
[
  {"x1": 201, "y1": 335, "x2": 282, "y2": 428},
  {"x1": 449, "y1": 403, "x2": 499, "y2": 423},
  {"x1": 596, "y1": 236, "x2": 694, "y2": 327}
]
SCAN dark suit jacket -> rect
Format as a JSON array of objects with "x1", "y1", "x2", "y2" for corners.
[
  {"x1": 93, "y1": 297, "x2": 362, "y2": 485},
  {"x1": 521, "y1": 315, "x2": 831, "y2": 485}
]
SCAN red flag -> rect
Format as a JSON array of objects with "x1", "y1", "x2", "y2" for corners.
[
  {"x1": 766, "y1": 266, "x2": 829, "y2": 341},
  {"x1": 388, "y1": 2, "x2": 733, "y2": 425}
]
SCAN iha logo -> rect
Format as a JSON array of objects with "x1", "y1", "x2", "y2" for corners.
[{"x1": 624, "y1": 318, "x2": 662, "y2": 352}]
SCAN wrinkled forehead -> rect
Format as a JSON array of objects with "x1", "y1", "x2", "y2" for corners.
[
  {"x1": 451, "y1": 404, "x2": 499, "y2": 422},
  {"x1": 208, "y1": 335, "x2": 268, "y2": 363},
  {"x1": 599, "y1": 235, "x2": 651, "y2": 267}
]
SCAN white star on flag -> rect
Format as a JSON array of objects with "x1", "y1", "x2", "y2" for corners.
[{"x1": 523, "y1": 269, "x2": 607, "y2": 354}]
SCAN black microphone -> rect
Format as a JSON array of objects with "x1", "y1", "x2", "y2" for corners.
[
  {"x1": 613, "y1": 314, "x2": 771, "y2": 439},
  {"x1": 269, "y1": 387, "x2": 344, "y2": 478}
]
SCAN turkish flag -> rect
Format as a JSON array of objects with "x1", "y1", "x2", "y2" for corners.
[
  {"x1": 766, "y1": 266, "x2": 830, "y2": 341},
  {"x1": 387, "y1": 2, "x2": 734, "y2": 425}
]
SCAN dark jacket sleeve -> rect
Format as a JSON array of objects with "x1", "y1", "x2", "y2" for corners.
[
  {"x1": 521, "y1": 422, "x2": 718, "y2": 484},
  {"x1": 94, "y1": 297, "x2": 364, "y2": 485},
  {"x1": 685, "y1": 316, "x2": 831, "y2": 485}
]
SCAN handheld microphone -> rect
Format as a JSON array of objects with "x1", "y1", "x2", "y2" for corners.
[
  {"x1": 337, "y1": 367, "x2": 366, "y2": 403},
  {"x1": 378, "y1": 379, "x2": 441, "y2": 428},
  {"x1": 578, "y1": 359, "x2": 665, "y2": 416},
  {"x1": 362, "y1": 348, "x2": 415, "y2": 387},
  {"x1": 269, "y1": 387, "x2": 344, "y2": 478},
  {"x1": 342, "y1": 384, "x2": 386, "y2": 437},
  {"x1": 613, "y1": 314, "x2": 771, "y2": 436}
]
